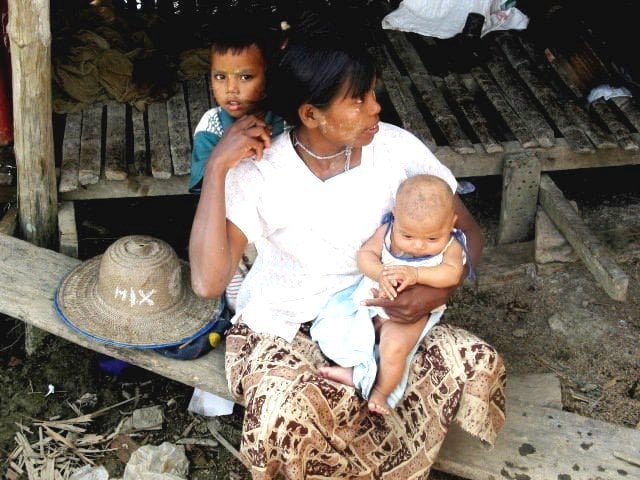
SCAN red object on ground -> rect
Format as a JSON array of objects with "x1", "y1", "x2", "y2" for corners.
[{"x1": 0, "y1": 0, "x2": 13, "y2": 146}]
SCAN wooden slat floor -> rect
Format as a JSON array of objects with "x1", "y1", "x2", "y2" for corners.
[
  {"x1": 57, "y1": 29, "x2": 640, "y2": 202},
  {"x1": 376, "y1": 29, "x2": 640, "y2": 178},
  {"x1": 57, "y1": 76, "x2": 212, "y2": 201}
]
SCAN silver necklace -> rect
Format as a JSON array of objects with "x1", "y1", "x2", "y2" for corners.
[{"x1": 292, "y1": 130, "x2": 353, "y2": 172}]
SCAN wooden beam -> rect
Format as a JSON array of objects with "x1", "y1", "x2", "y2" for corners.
[
  {"x1": 538, "y1": 174, "x2": 628, "y2": 301},
  {"x1": 59, "y1": 175, "x2": 190, "y2": 201},
  {"x1": 8, "y1": 0, "x2": 57, "y2": 248},
  {"x1": 436, "y1": 399, "x2": 640, "y2": 480}
]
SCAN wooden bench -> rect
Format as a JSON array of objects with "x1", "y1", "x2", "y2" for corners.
[{"x1": 2, "y1": 232, "x2": 639, "y2": 479}]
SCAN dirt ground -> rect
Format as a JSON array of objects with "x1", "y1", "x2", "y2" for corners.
[{"x1": 1, "y1": 166, "x2": 639, "y2": 478}]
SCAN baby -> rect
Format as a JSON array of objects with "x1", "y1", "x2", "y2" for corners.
[{"x1": 312, "y1": 174, "x2": 471, "y2": 414}]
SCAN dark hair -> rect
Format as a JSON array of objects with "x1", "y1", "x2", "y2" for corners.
[
  {"x1": 270, "y1": 8, "x2": 378, "y2": 125},
  {"x1": 205, "y1": 7, "x2": 282, "y2": 65}
]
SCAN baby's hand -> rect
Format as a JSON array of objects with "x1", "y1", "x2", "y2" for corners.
[
  {"x1": 377, "y1": 272, "x2": 398, "y2": 299},
  {"x1": 383, "y1": 265, "x2": 418, "y2": 293}
]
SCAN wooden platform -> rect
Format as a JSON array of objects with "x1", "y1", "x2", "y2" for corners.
[
  {"x1": 55, "y1": 28, "x2": 640, "y2": 243},
  {"x1": 2, "y1": 232, "x2": 640, "y2": 480},
  {"x1": 376, "y1": 29, "x2": 640, "y2": 176},
  {"x1": 57, "y1": 76, "x2": 213, "y2": 200},
  {"x1": 373, "y1": 28, "x2": 640, "y2": 243}
]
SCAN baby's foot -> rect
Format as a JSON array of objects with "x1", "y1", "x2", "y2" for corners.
[
  {"x1": 318, "y1": 366, "x2": 354, "y2": 387},
  {"x1": 368, "y1": 389, "x2": 391, "y2": 415}
]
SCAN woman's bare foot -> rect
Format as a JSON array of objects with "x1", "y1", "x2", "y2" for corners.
[
  {"x1": 318, "y1": 366, "x2": 354, "y2": 387},
  {"x1": 368, "y1": 388, "x2": 391, "y2": 415}
]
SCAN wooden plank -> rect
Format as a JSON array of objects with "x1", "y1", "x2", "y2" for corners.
[
  {"x1": 485, "y1": 43, "x2": 555, "y2": 148},
  {"x1": 59, "y1": 112, "x2": 81, "y2": 193},
  {"x1": 57, "y1": 201, "x2": 78, "y2": 258},
  {"x1": 187, "y1": 77, "x2": 211, "y2": 140},
  {"x1": 373, "y1": 45, "x2": 436, "y2": 149},
  {"x1": 494, "y1": 33, "x2": 595, "y2": 154},
  {"x1": 131, "y1": 107, "x2": 147, "y2": 176},
  {"x1": 385, "y1": 31, "x2": 474, "y2": 154},
  {"x1": 0, "y1": 233, "x2": 231, "y2": 400},
  {"x1": 0, "y1": 204, "x2": 18, "y2": 236},
  {"x1": 104, "y1": 102, "x2": 127, "y2": 181},
  {"x1": 518, "y1": 37, "x2": 617, "y2": 150},
  {"x1": 436, "y1": 400, "x2": 640, "y2": 480},
  {"x1": 443, "y1": 73, "x2": 503, "y2": 154},
  {"x1": 166, "y1": 84, "x2": 192, "y2": 176},
  {"x1": 147, "y1": 102, "x2": 172, "y2": 179},
  {"x1": 505, "y1": 373, "x2": 562, "y2": 409},
  {"x1": 470, "y1": 67, "x2": 538, "y2": 148},
  {"x1": 542, "y1": 47, "x2": 587, "y2": 99},
  {"x1": 590, "y1": 98, "x2": 639, "y2": 151},
  {"x1": 78, "y1": 104, "x2": 103, "y2": 185},
  {"x1": 538, "y1": 174, "x2": 628, "y2": 301},
  {"x1": 60, "y1": 175, "x2": 190, "y2": 200},
  {"x1": 610, "y1": 95, "x2": 640, "y2": 132},
  {"x1": 497, "y1": 152, "x2": 541, "y2": 244}
]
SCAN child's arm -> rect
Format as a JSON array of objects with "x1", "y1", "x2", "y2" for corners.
[
  {"x1": 383, "y1": 240, "x2": 465, "y2": 293},
  {"x1": 357, "y1": 225, "x2": 398, "y2": 299}
]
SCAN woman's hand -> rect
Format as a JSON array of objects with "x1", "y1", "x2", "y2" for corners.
[
  {"x1": 209, "y1": 114, "x2": 272, "y2": 172},
  {"x1": 363, "y1": 283, "x2": 453, "y2": 323}
]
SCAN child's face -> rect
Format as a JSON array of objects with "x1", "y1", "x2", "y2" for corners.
[
  {"x1": 390, "y1": 208, "x2": 457, "y2": 258},
  {"x1": 210, "y1": 44, "x2": 267, "y2": 119}
]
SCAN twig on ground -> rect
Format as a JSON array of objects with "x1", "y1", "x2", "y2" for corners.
[
  {"x1": 206, "y1": 419, "x2": 251, "y2": 470},
  {"x1": 613, "y1": 451, "x2": 640, "y2": 468}
]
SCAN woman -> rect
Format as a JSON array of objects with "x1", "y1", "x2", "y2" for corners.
[{"x1": 189, "y1": 13, "x2": 505, "y2": 479}]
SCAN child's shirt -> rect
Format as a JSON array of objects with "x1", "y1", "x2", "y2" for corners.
[{"x1": 189, "y1": 107, "x2": 286, "y2": 194}]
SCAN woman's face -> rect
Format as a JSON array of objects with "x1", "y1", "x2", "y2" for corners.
[{"x1": 314, "y1": 81, "x2": 381, "y2": 148}]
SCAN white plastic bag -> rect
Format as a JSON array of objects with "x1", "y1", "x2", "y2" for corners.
[
  {"x1": 123, "y1": 442, "x2": 189, "y2": 480},
  {"x1": 382, "y1": 0, "x2": 529, "y2": 39}
]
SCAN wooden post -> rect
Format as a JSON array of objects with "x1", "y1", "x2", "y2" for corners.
[
  {"x1": 0, "y1": 0, "x2": 13, "y2": 145},
  {"x1": 8, "y1": 0, "x2": 57, "y2": 353},
  {"x1": 497, "y1": 152, "x2": 541, "y2": 244},
  {"x1": 7, "y1": 0, "x2": 57, "y2": 247}
]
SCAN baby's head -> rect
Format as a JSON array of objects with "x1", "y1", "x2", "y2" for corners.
[
  {"x1": 391, "y1": 175, "x2": 458, "y2": 257},
  {"x1": 207, "y1": 8, "x2": 279, "y2": 118}
]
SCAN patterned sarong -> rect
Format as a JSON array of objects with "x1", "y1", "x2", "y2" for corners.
[{"x1": 225, "y1": 322, "x2": 506, "y2": 479}]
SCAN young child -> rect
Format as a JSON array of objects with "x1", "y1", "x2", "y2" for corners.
[
  {"x1": 189, "y1": 8, "x2": 286, "y2": 310},
  {"x1": 311, "y1": 174, "x2": 472, "y2": 414}
]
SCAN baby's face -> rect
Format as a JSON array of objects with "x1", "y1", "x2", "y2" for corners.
[
  {"x1": 210, "y1": 44, "x2": 267, "y2": 118},
  {"x1": 390, "y1": 209, "x2": 456, "y2": 258}
]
